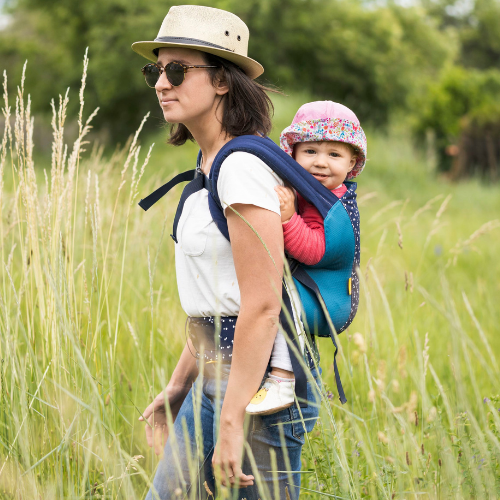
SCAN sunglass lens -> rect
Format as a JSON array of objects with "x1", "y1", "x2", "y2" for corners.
[
  {"x1": 143, "y1": 64, "x2": 160, "y2": 88},
  {"x1": 165, "y1": 62, "x2": 185, "y2": 86}
]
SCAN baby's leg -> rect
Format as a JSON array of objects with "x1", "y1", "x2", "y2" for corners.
[
  {"x1": 270, "y1": 332, "x2": 295, "y2": 380},
  {"x1": 246, "y1": 332, "x2": 296, "y2": 415}
]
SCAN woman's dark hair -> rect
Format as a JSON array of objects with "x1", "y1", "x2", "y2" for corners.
[{"x1": 166, "y1": 52, "x2": 278, "y2": 146}]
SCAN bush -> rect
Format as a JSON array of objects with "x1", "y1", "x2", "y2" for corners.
[
  {"x1": 414, "y1": 65, "x2": 500, "y2": 178},
  {"x1": 0, "y1": 0, "x2": 454, "y2": 142}
]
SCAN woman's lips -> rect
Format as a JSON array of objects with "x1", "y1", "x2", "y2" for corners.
[{"x1": 160, "y1": 99, "x2": 177, "y2": 106}]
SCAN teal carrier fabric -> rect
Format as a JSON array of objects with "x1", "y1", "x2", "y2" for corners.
[
  {"x1": 295, "y1": 182, "x2": 360, "y2": 336},
  {"x1": 139, "y1": 136, "x2": 361, "y2": 405}
]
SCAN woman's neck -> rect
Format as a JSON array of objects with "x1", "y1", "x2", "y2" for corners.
[{"x1": 184, "y1": 100, "x2": 233, "y2": 175}]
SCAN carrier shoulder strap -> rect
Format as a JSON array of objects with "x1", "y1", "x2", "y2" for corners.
[{"x1": 208, "y1": 135, "x2": 340, "y2": 225}]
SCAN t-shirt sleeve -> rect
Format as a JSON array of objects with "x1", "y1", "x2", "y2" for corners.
[{"x1": 217, "y1": 152, "x2": 283, "y2": 216}]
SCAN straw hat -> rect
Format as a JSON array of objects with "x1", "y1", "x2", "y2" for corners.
[{"x1": 131, "y1": 5, "x2": 264, "y2": 79}]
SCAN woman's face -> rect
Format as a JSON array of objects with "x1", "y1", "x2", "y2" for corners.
[{"x1": 155, "y1": 47, "x2": 227, "y2": 126}]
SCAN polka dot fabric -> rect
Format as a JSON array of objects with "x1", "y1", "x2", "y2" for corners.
[
  {"x1": 339, "y1": 182, "x2": 360, "y2": 331},
  {"x1": 187, "y1": 316, "x2": 237, "y2": 362},
  {"x1": 280, "y1": 117, "x2": 367, "y2": 180}
]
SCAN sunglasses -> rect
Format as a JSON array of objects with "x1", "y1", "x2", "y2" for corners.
[{"x1": 141, "y1": 61, "x2": 218, "y2": 88}]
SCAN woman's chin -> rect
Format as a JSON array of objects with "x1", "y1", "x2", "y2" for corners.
[{"x1": 162, "y1": 111, "x2": 182, "y2": 124}]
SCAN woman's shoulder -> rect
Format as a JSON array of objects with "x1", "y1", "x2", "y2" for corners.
[
  {"x1": 219, "y1": 151, "x2": 284, "y2": 187},
  {"x1": 220, "y1": 151, "x2": 274, "y2": 173},
  {"x1": 217, "y1": 151, "x2": 283, "y2": 213}
]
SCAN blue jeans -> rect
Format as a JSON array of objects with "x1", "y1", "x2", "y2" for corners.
[{"x1": 146, "y1": 363, "x2": 321, "y2": 500}]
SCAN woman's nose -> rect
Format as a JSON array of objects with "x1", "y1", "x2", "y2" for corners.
[{"x1": 155, "y1": 70, "x2": 173, "y2": 92}]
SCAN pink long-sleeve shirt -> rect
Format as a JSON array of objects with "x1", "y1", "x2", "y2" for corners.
[{"x1": 282, "y1": 184, "x2": 348, "y2": 266}]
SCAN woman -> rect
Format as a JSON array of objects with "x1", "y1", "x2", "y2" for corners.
[{"x1": 132, "y1": 6, "x2": 321, "y2": 499}]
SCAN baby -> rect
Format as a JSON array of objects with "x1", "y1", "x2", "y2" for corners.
[{"x1": 246, "y1": 101, "x2": 367, "y2": 415}]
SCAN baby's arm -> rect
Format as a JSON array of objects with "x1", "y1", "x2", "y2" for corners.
[{"x1": 274, "y1": 186, "x2": 325, "y2": 266}]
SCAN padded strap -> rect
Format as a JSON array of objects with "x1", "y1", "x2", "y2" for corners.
[
  {"x1": 138, "y1": 169, "x2": 196, "y2": 211},
  {"x1": 293, "y1": 266, "x2": 347, "y2": 404},
  {"x1": 208, "y1": 136, "x2": 341, "y2": 219},
  {"x1": 208, "y1": 194, "x2": 230, "y2": 241},
  {"x1": 280, "y1": 283, "x2": 308, "y2": 408}
]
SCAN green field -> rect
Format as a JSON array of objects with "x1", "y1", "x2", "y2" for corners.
[{"x1": 1, "y1": 66, "x2": 500, "y2": 499}]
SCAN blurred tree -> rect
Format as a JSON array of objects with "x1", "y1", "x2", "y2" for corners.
[
  {"x1": 414, "y1": 65, "x2": 500, "y2": 178},
  {"x1": 423, "y1": 0, "x2": 500, "y2": 69},
  {"x1": 412, "y1": 0, "x2": 500, "y2": 178},
  {"x1": 0, "y1": 0, "x2": 454, "y2": 142},
  {"x1": 0, "y1": 0, "x2": 176, "y2": 141},
  {"x1": 460, "y1": 0, "x2": 500, "y2": 69},
  {"x1": 233, "y1": 0, "x2": 454, "y2": 124}
]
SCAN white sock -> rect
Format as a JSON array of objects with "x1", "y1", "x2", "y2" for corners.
[{"x1": 269, "y1": 373, "x2": 295, "y2": 383}]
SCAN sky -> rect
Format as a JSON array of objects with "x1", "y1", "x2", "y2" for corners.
[{"x1": 0, "y1": 0, "x2": 11, "y2": 30}]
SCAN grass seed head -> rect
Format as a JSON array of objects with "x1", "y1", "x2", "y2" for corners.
[
  {"x1": 368, "y1": 389, "x2": 376, "y2": 403},
  {"x1": 427, "y1": 406, "x2": 437, "y2": 422},
  {"x1": 398, "y1": 345, "x2": 408, "y2": 378},
  {"x1": 353, "y1": 332, "x2": 367, "y2": 353},
  {"x1": 378, "y1": 432, "x2": 389, "y2": 444}
]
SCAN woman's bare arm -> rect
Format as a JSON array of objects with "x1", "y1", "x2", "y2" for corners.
[
  {"x1": 140, "y1": 341, "x2": 199, "y2": 454},
  {"x1": 213, "y1": 203, "x2": 284, "y2": 486},
  {"x1": 169, "y1": 340, "x2": 200, "y2": 391}
]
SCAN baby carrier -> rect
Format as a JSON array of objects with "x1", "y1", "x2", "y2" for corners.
[{"x1": 139, "y1": 135, "x2": 360, "y2": 405}]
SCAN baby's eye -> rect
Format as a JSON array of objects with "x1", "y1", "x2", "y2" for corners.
[
  {"x1": 304, "y1": 149, "x2": 316, "y2": 155},
  {"x1": 329, "y1": 152, "x2": 340, "y2": 157}
]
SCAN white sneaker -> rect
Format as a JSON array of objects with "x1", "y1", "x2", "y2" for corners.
[{"x1": 245, "y1": 378, "x2": 295, "y2": 415}]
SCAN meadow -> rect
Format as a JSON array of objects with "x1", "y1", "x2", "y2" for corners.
[{"x1": 1, "y1": 59, "x2": 500, "y2": 499}]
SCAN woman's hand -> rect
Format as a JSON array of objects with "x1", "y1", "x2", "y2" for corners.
[
  {"x1": 139, "y1": 385, "x2": 187, "y2": 456},
  {"x1": 212, "y1": 419, "x2": 254, "y2": 487},
  {"x1": 274, "y1": 185, "x2": 296, "y2": 223}
]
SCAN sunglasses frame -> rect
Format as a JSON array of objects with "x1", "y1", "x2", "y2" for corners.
[{"x1": 141, "y1": 61, "x2": 218, "y2": 88}]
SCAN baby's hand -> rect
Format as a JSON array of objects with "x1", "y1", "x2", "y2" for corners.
[{"x1": 274, "y1": 185, "x2": 296, "y2": 223}]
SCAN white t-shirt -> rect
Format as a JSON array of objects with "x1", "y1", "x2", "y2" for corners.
[{"x1": 175, "y1": 151, "x2": 284, "y2": 317}]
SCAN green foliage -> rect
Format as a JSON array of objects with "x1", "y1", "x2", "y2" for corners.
[
  {"x1": 232, "y1": 0, "x2": 454, "y2": 125},
  {"x1": 424, "y1": 0, "x2": 500, "y2": 70},
  {"x1": 413, "y1": 65, "x2": 500, "y2": 173},
  {"x1": 410, "y1": 1, "x2": 500, "y2": 177},
  {"x1": 0, "y1": 0, "x2": 454, "y2": 141},
  {"x1": 0, "y1": 0, "x2": 178, "y2": 139}
]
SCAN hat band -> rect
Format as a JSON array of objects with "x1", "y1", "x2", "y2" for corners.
[{"x1": 154, "y1": 36, "x2": 234, "y2": 53}]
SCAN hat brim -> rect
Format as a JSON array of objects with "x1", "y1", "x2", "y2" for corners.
[{"x1": 131, "y1": 41, "x2": 264, "y2": 80}]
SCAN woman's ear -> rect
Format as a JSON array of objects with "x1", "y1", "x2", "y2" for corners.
[
  {"x1": 216, "y1": 84, "x2": 229, "y2": 96},
  {"x1": 215, "y1": 74, "x2": 229, "y2": 96}
]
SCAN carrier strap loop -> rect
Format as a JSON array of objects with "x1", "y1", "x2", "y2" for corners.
[
  {"x1": 171, "y1": 173, "x2": 212, "y2": 242},
  {"x1": 138, "y1": 169, "x2": 196, "y2": 211},
  {"x1": 293, "y1": 266, "x2": 347, "y2": 404}
]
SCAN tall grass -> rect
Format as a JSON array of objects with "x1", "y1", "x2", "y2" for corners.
[{"x1": 1, "y1": 57, "x2": 500, "y2": 499}]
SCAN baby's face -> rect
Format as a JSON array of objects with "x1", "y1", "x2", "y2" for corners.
[{"x1": 294, "y1": 141, "x2": 356, "y2": 190}]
